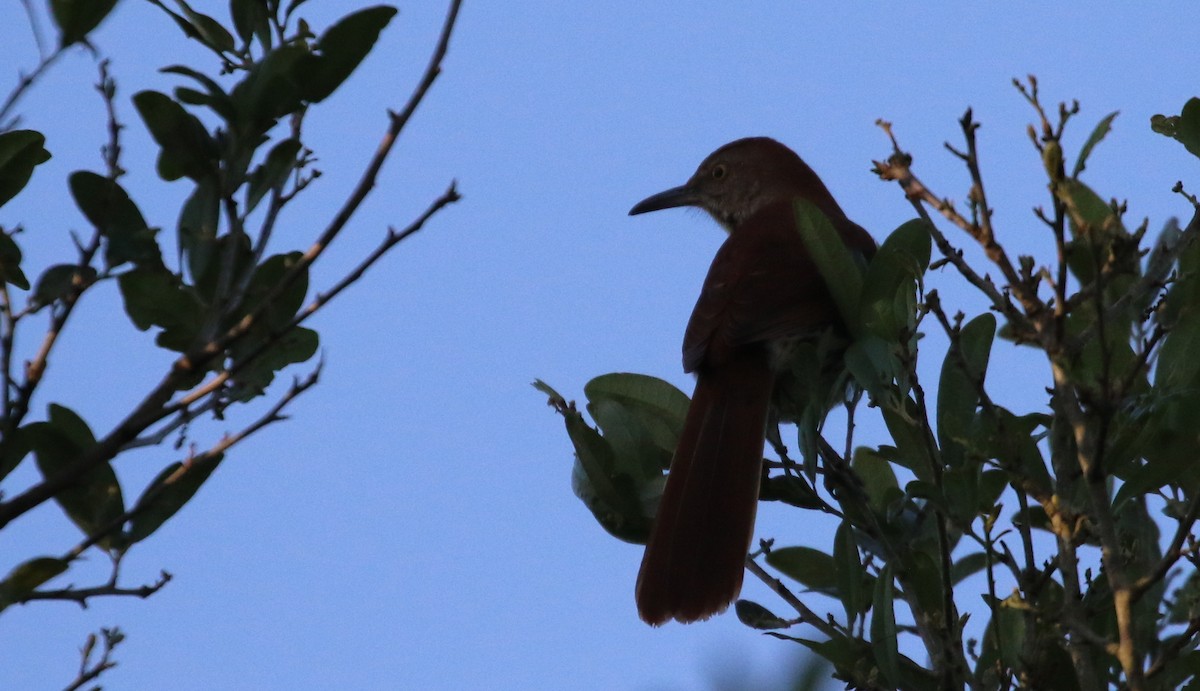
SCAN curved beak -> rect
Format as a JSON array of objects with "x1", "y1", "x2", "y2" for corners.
[{"x1": 628, "y1": 184, "x2": 701, "y2": 216}]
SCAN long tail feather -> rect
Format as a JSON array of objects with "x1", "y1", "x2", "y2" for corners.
[{"x1": 635, "y1": 348, "x2": 773, "y2": 625}]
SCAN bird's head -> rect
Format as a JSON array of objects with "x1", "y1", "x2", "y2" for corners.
[{"x1": 629, "y1": 137, "x2": 814, "y2": 231}]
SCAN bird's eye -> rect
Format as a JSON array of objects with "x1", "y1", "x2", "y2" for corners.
[{"x1": 711, "y1": 164, "x2": 727, "y2": 180}]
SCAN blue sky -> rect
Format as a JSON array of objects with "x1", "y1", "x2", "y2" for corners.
[{"x1": 3, "y1": 2, "x2": 1200, "y2": 689}]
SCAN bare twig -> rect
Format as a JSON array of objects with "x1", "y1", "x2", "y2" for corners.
[
  {"x1": 63, "y1": 627, "x2": 124, "y2": 691},
  {"x1": 19, "y1": 571, "x2": 171, "y2": 608}
]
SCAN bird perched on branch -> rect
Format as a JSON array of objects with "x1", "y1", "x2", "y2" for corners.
[{"x1": 628, "y1": 137, "x2": 876, "y2": 625}]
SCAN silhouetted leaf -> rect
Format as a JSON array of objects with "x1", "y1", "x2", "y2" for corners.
[
  {"x1": 951, "y1": 551, "x2": 989, "y2": 585},
  {"x1": 231, "y1": 0, "x2": 270, "y2": 46},
  {"x1": 0, "y1": 231, "x2": 30, "y2": 290},
  {"x1": 246, "y1": 138, "x2": 301, "y2": 213},
  {"x1": 27, "y1": 405, "x2": 125, "y2": 551},
  {"x1": 735, "y1": 599, "x2": 789, "y2": 630},
  {"x1": 118, "y1": 265, "x2": 204, "y2": 352},
  {"x1": 163, "y1": 65, "x2": 236, "y2": 123},
  {"x1": 1153, "y1": 98, "x2": 1200, "y2": 159},
  {"x1": 0, "y1": 556, "x2": 69, "y2": 612},
  {"x1": 31, "y1": 264, "x2": 96, "y2": 308},
  {"x1": 175, "y1": 0, "x2": 235, "y2": 52},
  {"x1": 50, "y1": 0, "x2": 119, "y2": 46},
  {"x1": 760, "y1": 473, "x2": 824, "y2": 510},
  {"x1": 0, "y1": 129, "x2": 52, "y2": 208},
  {"x1": 230, "y1": 326, "x2": 318, "y2": 400},
  {"x1": 229, "y1": 43, "x2": 308, "y2": 138},
  {"x1": 69, "y1": 171, "x2": 161, "y2": 269},
  {"x1": 133, "y1": 90, "x2": 216, "y2": 181},
  {"x1": 1073, "y1": 111, "x2": 1118, "y2": 177},
  {"x1": 128, "y1": 453, "x2": 223, "y2": 542},
  {"x1": 299, "y1": 6, "x2": 398, "y2": 103}
]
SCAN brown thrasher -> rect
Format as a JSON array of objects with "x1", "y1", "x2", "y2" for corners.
[{"x1": 629, "y1": 137, "x2": 876, "y2": 626}]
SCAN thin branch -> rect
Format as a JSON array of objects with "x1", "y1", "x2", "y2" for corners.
[
  {"x1": 0, "y1": 45, "x2": 68, "y2": 132},
  {"x1": 63, "y1": 628, "x2": 124, "y2": 691},
  {"x1": 745, "y1": 557, "x2": 842, "y2": 640},
  {"x1": 68, "y1": 365, "x2": 320, "y2": 558},
  {"x1": 19, "y1": 571, "x2": 171, "y2": 608}
]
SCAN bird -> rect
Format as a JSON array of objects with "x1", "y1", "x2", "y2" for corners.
[{"x1": 628, "y1": 137, "x2": 876, "y2": 626}]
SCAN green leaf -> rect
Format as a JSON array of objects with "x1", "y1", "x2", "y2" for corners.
[
  {"x1": 766, "y1": 546, "x2": 837, "y2": 595},
  {"x1": 734, "y1": 599, "x2": 789, "y2": 630},
  {"x1": 229, "y1": 44, "x2": 308, "y2": 138},
  {"x1": 1156, "y1": 98, "x2": 1200, "y2": 159},
  {"x1": 173, "y1": 0, "x2": 236, "y2": 52},
  {"x1": 0, "y1": 129, "x2": 52, "y2": 208},
  {"x1": 833, "y1": 521, "x2": 869, "y2": 624},
  {"x1": 179, "y1": 179, "x2": 221, "y2": 284},
  {"x1": 760, "y1": 472, "x2": 824, "y2": 510},
  {"x1": 230, "y1": 326, "x2": 318, "y2": 401},
  {"x1": 238, "y1": 252, "x2": 307, "y2": 328},
  {"x1": 31, "y1": 264, "x2": 96, "y2": 308},
  {"x1": 985, "y1": 592, "x2": 1029, "y2": 675},
  {"x1": 69, "y1": 171, "x2": 161, "y2": 269},
  {"x1": 298, "y1": 6, "x2": 398, "y2": 103},
  {"x1": 27, "y1": 405, "x2": 126, "y2": 551},
  {"x1": 859, "y1": 218, "x2": 931, "y2": 341},
  {"x1": 246, "y1": 138, "x2": 302, "y2": 213},
  {"x1": 0, "y1": 556, "x2": 69, "y2": 612},
  {"x1": 569, "y1": 414, "x2": 652, "y2": 545},
  {"x1": 584, "y1": 373, "x2": 689, "y2": 459},
  {"x1": 128, "y1": 453, "x2": 223, "y2": 542},
  {"x1": 230, "y1": 0, "x2": 270, "y2": 47},
  {"x1": 0, "y1": 231, "x2": 30, "y2": 290},
  {"x1": 162, "y1": 65, "x2": 236, "y2": 123},
  {"x1": 0, "y1": 424, "x2": 32, "y2": 482},
  {"x1": 133, "y1": 90, "x2": 217, "y2": 182},
  {"x1": 50, "y1": 0, "x2": 119, "y2": 46},
  {"x1": 937, "y1": 313, "x2": 995, "y2": 468},
  {"x1": 792, "y1": 199, "x2": 865, "y2": 334},
  {"x1": 1073, "y1": 111, "x2": 1118, "y2": 177},
  {"x1": 951, "y1": 551, "x2": 989, "y2": 584},
  {"x1": 870, "y1": 565, "x2": 900, "y2": 686},
  {"x1": 117, "y1": 265, "x2": 205, "y2": 352},
  {"x1": 853, "y1": 447, "x2": 900, "y2": 513}
]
